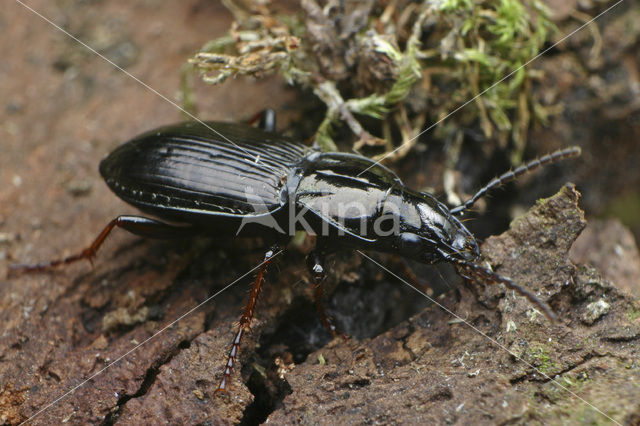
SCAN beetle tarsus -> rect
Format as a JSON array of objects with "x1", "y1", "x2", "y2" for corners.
[
  {"x1": 8, "y1": 215, "x2": 198, "y2": 276},
  {"x1": 307, "y1": 250, "x2": 347, "y2": 340},
  {"x1": 8, "y1": 246, "x2": 96, "y2": 276},
  {"x1": 215, "y1": 245, "x2": 278, "y2": 395}
]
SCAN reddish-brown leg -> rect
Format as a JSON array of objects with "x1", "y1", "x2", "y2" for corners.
[
  {"x1": 215, "y1": 245, "x2": 278, "y2": 395},
  {"x1": 307, "y1": 251, "x2": 346, "y2": 340},
  {"x1": 388, "y1": 254, "x2": 437, "y2": 296},
  {"x1": 9, "y1": 215, "x2": 197, "y2": 276},
  {"x1": 245, "y1": 109, "x2": 275, "y2": 132}
]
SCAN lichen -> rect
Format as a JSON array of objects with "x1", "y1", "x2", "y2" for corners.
[{"x1": 582, "y1": 299, "x2": 611, "y2": 325}]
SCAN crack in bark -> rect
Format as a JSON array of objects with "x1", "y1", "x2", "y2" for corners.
[{"x1": 101, "y1": 339, "x2": 193, "y2": 425}]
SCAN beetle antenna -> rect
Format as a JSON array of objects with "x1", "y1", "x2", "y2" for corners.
[
  {"x1": 440, "y1": 251, "x2": 557, "y2": 322},
  {"x1": 450, "y1": 146, "x2": 581, "y2": 215}
]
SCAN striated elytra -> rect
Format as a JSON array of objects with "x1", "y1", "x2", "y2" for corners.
[{"x1": 98, "y1": 120, "x2": 479, "y2": 263}]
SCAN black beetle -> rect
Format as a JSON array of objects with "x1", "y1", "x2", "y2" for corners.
[{"x1": 10, "y1": 114, "x2": 580, "y2": 393}]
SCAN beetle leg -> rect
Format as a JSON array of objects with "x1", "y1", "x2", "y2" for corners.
[
  {"x1": 306, "y1": 250, "x2": 346, "y2": 340},
  {"x1": 9, "y1": 215, "x2": 198, "y2": 275},
  {"x1": 215, "y1": 245, "x2": 278, "y2": 395},
  {"x1": 388, "y1": 254, "x2": 438, "y2": 297},
  {"x1": 245, "y1": 108, "x2": 276, "y2": 132}
]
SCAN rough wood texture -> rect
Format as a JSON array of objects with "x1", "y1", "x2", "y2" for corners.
[{"x1": 266, "y1": 185, "x2": 640, "y2": 424}]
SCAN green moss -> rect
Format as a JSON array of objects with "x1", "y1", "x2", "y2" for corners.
[
  {"x1": 530, "y1": 345, "x2": 554, "y2": 373},
  {"x1": 183, "y1": 0, "x2": 557, "y2": 162},
  {"x1": 626, "y1": 304, "x2": 640, "y2": 322},
  {"x1": 439, "y1": 0, "x2": 474, "y2": 12}
]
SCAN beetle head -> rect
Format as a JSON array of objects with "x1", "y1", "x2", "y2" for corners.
[{"x1": 381, "y1": 189, "x2": 479, "y2": 264}]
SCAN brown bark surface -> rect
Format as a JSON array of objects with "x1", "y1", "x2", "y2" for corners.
[
  {"x1": 267, "y1": 185, "x2": 640, "y2": 425},
  {"x1": 1, "y1": 1, "x2": 640, "y2": 425}
]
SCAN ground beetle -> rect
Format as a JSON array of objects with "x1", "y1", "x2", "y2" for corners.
[{"x1": 10, "y1": 112, "x2": 580, "y2": 393}]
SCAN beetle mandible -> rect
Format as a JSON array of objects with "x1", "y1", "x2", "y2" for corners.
[{"x1": 10, "y1": 112, "x2": 580, "y2": 393}]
